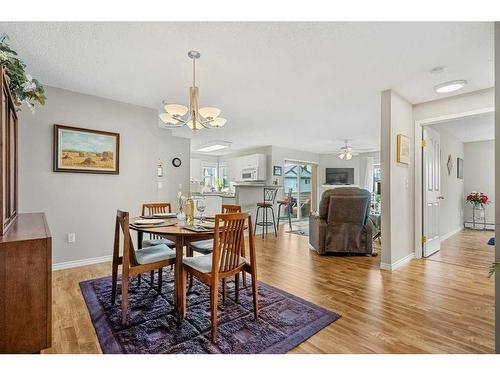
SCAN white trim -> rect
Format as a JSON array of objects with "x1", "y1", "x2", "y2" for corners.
[
  {"x1": 380, "y1": 253, "x2": 415, "y2": 271},
  {"x1": 414, "y1": 107, "x2": 495, "y2": 259},
  {"x1": 440, "y1": 227, "x2": 463, "y2": 242},
  {"x1": 52, "y1": 255, "x2": 112, "y2": 271}
]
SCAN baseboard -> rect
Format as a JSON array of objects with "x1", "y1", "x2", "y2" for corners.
[
  {"x1": 440, "y1": 227, "x2": 463, "y2": 242},
  {"x1": 380, "y1": 253, "x2": 414, "y2": 271},
  {"x1": 52, "y1": 255, "x2": 112, "y2": 271}
]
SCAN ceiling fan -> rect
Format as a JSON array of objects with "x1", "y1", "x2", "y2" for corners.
[{"x1": 337, "y1": 140, "x2": 354, "y2": 160}]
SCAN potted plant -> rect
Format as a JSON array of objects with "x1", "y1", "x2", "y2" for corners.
[{"x1": 0, "y1": 33, "x2": 46, "y2": 111}]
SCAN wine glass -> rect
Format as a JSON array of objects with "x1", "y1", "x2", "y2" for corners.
[{"x1": 196, "y1": 198, "x2": 207, "y2": 223}]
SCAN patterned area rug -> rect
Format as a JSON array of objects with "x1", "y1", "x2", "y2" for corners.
[{"x1": 80, "y1": 269, "x2": 340, "y2": 354}]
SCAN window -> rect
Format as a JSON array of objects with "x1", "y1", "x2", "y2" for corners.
[{"x1": 202, "y1": 164, "x2": 217, "y2": 189}]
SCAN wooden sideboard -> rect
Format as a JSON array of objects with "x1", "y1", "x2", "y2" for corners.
[{"x1": 0, "y1": 213, "x2": 52, "y2": 353}]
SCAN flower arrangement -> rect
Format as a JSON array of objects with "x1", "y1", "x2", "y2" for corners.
[
  {"x1": 0, "y1": 33, "x2": 46, "y2": 111},
  {"x1": 466, "y1": 191, "x2": 489, "y2": 208}
]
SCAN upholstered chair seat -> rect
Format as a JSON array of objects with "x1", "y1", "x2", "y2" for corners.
[
  {"x1": 135, "y1": 244, "x2": 176, "y2": 265},
  {"x1": 142, "y1": 238, "x2": 175, "y2": 248},
  {"x1": 187, "y1": 239, "x2": 214, "y2": 254},
  {"x1": 183, "y1": 254, "x2": 247, "y2": 274}
]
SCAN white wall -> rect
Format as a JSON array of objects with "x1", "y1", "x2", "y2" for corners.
[
  {"x1": 464, "y1": 140, "x2": 495, "y2": 228},
  {"x1": 414, "y1": 88, "x2": 494, "y2": 121},
  {"x1": 18, "y1": 87, "x2": 190, "y2": 265},
  {"x1": 429, "y1": 126, "x2": 465, "y2": 238},
  {"x1": 380, "y1": 90, "x2": 415, "y2": 269}
]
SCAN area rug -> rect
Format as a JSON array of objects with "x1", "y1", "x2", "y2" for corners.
[
  {"x1": 80, "y1": 269, "x2": 340, "y2": 354},
  {"x1": 286, "y1": 228, "x2": 309, "y2": 237}
]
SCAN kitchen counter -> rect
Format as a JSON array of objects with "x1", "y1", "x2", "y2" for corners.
[{"x1": 191, "y1": 192, "x2": 236, "y2": 198}]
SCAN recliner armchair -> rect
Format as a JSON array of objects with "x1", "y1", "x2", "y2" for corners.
[{"x1": 309, "y1": 187, "x2": 373, "y2": 255}]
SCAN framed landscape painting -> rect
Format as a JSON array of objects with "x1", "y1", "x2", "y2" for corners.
[{"x1": 53, "y1": 124, "x2": 120, "y2": 174}]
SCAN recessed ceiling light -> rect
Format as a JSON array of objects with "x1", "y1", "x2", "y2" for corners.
[
  {"x1": 434, "y1": 80, "x2": 467, "y2": 93},
  {"x1": 196, "y1": 140, "x2": 232, "y2": 152}
]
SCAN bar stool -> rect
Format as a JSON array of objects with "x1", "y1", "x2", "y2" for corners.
[
  {"x1": 277, "y1": 188, "x2": 294, "y2": 231},
  {"x1": 254, "y1": 187, "x2": 278, "y2": 238}
]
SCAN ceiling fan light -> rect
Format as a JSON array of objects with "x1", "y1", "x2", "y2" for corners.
[
  {"x1": 199, "y1": 107, "x2": 221, "y2": 120},
  {"x1": 346, "y1": 153, "x2": 353, "y2": 160},
  {"x1": 159, "y1": 113, "x2": 179, "y2": 125},
  {"x1": 338, "y1": 153, "x2": 345, "y2": 160},
  {"x1": 165, "y1": 103, "x2": 189, "y2": 117}
]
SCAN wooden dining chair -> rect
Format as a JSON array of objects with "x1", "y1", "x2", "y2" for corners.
[
  {"x1": 187, "y1": 204, "x2": 244, "y2": 294},
  {"x1": 140, "y1": 202, "x2": 176, "y2": 285},
  {"x1": 111, "y1": 210, "x2": 176, "y2": 324},
  {"x1": 182, "y1": 212, "x2": 259, "y2": 343}
]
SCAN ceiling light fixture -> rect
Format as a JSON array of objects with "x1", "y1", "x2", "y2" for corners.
[
  {"x1": 433, "y1": 80, "x2": 467, "y2": 94},
  {"x1": 196, "y1": 140, "x2": 232, "y2": 152},
  {"x1": 159, "y1": 50, "x2": 227, "y2": 130},
  {"x1": 338, "y1": 140, "x2": 353, "y2": 160}
]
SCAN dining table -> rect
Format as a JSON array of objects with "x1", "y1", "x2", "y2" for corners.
[{"x1": 129, "y1": 217, "x2": 217, "y2": 320}]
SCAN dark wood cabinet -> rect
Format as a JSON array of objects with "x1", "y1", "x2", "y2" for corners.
[{"x1": 0, "y1": 213, "x2": 52, "y2": 353}]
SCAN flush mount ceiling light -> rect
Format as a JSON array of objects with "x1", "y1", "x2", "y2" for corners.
[
  {"x1": 196, "y1": 140, "x2": 232, "y2": 152},
  {"x1": 337, "y1": 140, "x2": 353, "y2": 160},
  {"x1": 159, "y1": 50, "x2": 227, "y2": 130},
  {"x1": 433, "y1": 80, "x2": 467, "y2": 94}
]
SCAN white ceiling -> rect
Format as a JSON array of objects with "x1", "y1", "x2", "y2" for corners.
[
  {"x1": 431, "y1": 111, "x2": 494, "y2": 143},
  {"x1": 0, "y1": 22, "x2": 494, "y2": 154}
]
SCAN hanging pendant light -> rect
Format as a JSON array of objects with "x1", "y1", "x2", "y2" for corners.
[
  {"x1": 159, "y1": 50, "x2": 227, "y2": 130},
  {"x1": 338, "y1": 140, "x2": 353, "y2": 160}
]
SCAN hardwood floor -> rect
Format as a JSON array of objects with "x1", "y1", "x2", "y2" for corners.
[{"x1": 44, "y1": 227, "x2": 494, "y2": 354}]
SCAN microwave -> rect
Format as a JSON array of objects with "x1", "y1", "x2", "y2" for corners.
[{"x1": 241, "y1": 167, "x2": 259, "y2": 181}]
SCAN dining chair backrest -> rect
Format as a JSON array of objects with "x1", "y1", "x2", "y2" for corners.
[
  {"x1": 263, "y1": 187, "x2": 278, "y2": 204},
  {"x1": 212, "y1": 212, "x2": 249, "y2": 275},
  {"x1": 141, "y1": 203, "x2": 171, "y2": 240},
  {"x1": 142, "y1": 202, "x2": 171, "y2": 216},
  {"x1": 114, "y1": 210, "x2": 138, "y2": 266},
  {"x1": 221, "y1": 204, "x2": 241, "y2": 213}
]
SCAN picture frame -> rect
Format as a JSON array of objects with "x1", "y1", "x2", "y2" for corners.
[
  {"x1": 396, "y1": 134, "x2": 410, "y2": 164},
  {"x1": 53, "y1": 124, "x2": 120, "y2": 174},
  {"x1": 457, "y1": 157, "x2": 463, "y2": 179},
  {"x1": 273, "y1": 165, "x2": 282, "y2": 176}
]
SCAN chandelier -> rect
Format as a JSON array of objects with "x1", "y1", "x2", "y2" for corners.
[
  {"x1": 159, "y1": 50, "x2": 227, "y2": 130},
  {"x1": 338, "y1": 140, "x2": 353, "y2": 160}
]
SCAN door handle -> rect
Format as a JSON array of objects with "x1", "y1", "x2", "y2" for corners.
[{"x1": 437, "y1": 196, "x2": 445, "y2": 200}]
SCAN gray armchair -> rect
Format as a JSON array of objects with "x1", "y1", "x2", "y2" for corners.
[{"x1": 309, "y1": 187, "x2": 373, "y2": 255}]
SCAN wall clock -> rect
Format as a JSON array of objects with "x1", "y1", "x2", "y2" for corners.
[{"x1": 172, "y1": 158, "x2": 182, "y2": 168}]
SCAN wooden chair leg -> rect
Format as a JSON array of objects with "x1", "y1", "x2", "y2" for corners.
[
  {"x1": 264, "y1": 207, "x2": 267, "y2": 237},
  {"x1": 188, "y1": 274, "x2": 194, "y2": 291},
  {"x1": 150, "y1": 270, "x2": 155, "y2": 286},
  {"x1": 235, "y1": 273, "x2": 240, "y2": 303},
  {"x1": 111, "y1": 261, "x2": 118, "y2": 305},
  {"x1": 210, "y1": 284, "x2": 219, "y2": 343},
  {"x1": 121, "y1": 276, "x2": 129, "y2": 325},
  {"x1": 242, "y1": 271, "x2": 247, "y2": 287},
  {"x1": 250, "y1": 268, "x2": 259, "y2": 320},
  {"x1": 288, "y1": 204, "x2": 292, "y2": 231},
  {"x1": 157, "y1": 267, "x2": 163, "y2": 293},
  {"x1": 222, "y1": 278, "x2": 227, "y2": 303},
  {"x1": 137, "y1": 273, "x2": 142, "y2": 286}
]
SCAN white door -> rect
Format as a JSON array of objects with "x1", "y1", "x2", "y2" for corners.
[{"x1": 423, "y1": 127, "x2": 442, "y2": 257}]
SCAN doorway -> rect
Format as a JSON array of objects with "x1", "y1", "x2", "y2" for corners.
[
  {"x1": 416, "y1": 109, "x2": 495, "y2": 258},
  {"x1": 283, "y1": 161, "x2": 317, "y2": 221}
]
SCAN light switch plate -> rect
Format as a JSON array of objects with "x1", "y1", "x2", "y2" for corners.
[{"x1": 68, "y1": 233, "x2": 76, "y2": 243}]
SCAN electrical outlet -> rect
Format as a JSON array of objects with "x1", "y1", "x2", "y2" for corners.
[{"x1": 67, "y1": 233, "x2": 76, "y2": 243}]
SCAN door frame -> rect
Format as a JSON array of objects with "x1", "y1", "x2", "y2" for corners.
[{"x1": 413, "y1": 107, "x2": 494, "y2": 259}]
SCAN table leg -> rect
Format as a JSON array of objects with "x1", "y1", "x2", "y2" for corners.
[{"x1": 175, "y1": 237, "x2": 186, "y2": 320}]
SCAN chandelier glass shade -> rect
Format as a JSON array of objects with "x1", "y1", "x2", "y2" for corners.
[{"x1": 159, "y1": 51, "x2": 227, "y2": 130}]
